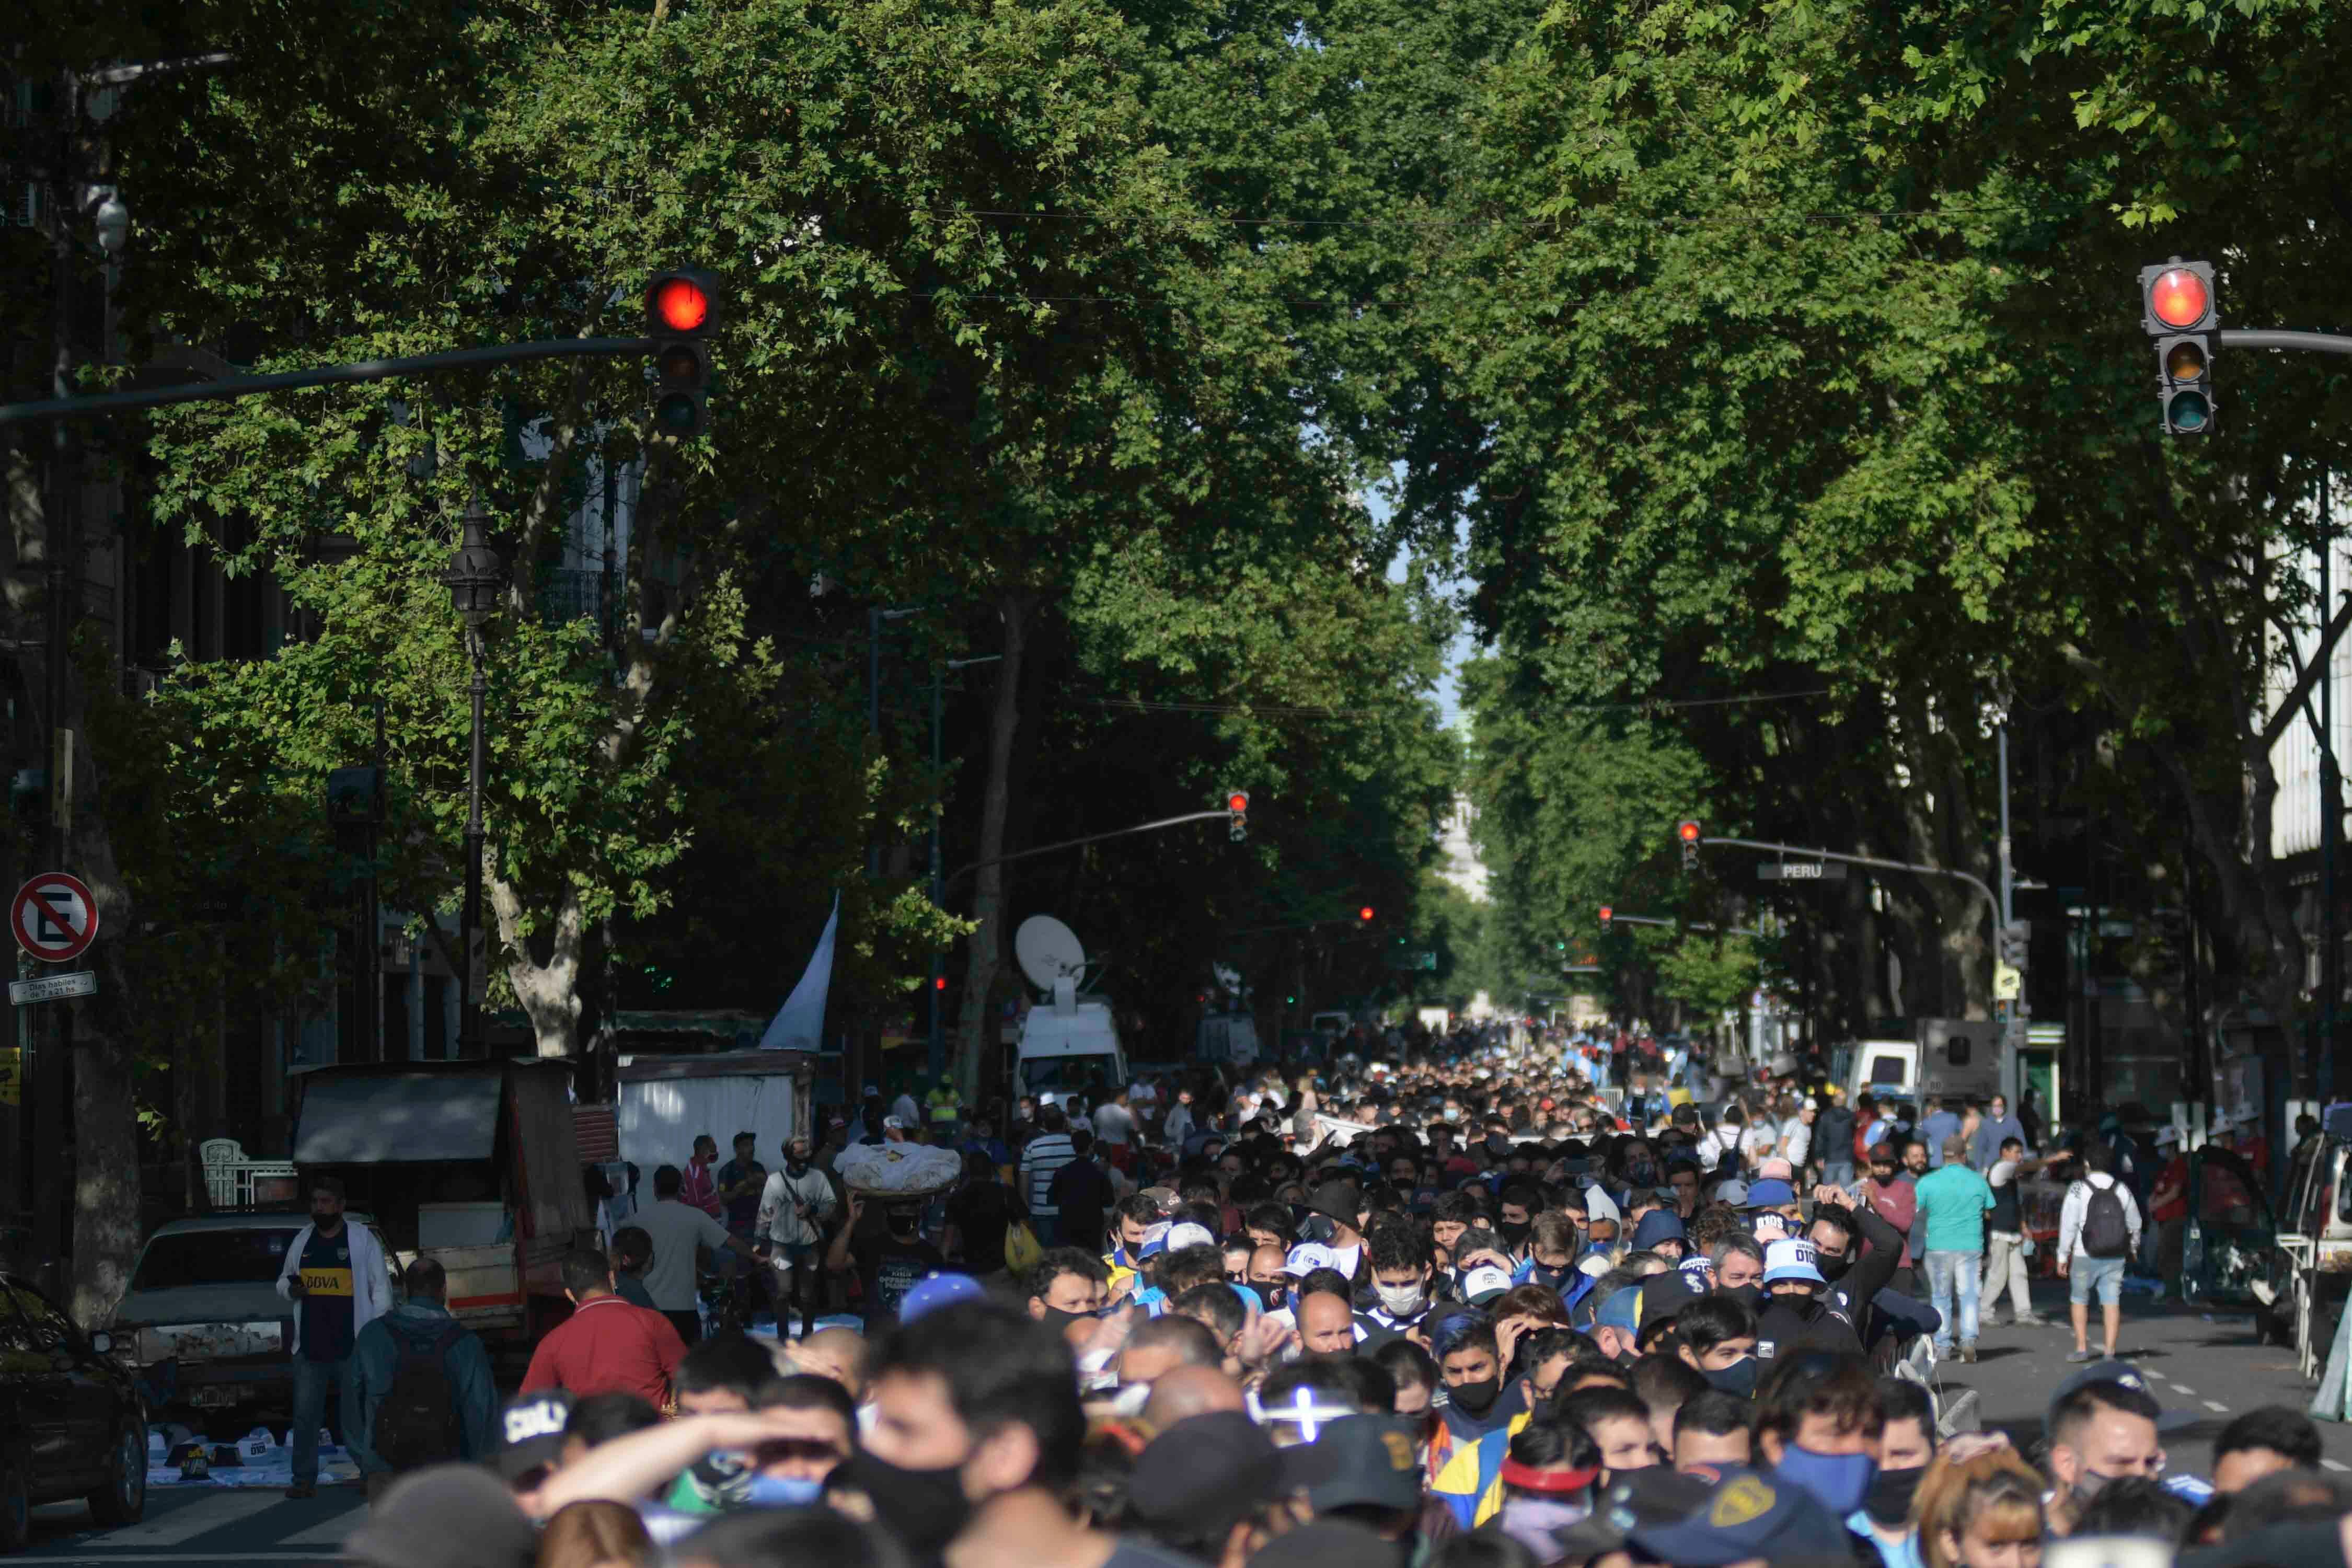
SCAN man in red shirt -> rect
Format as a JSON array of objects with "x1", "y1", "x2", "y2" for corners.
[
  {"x1": 2149, "y1": 1125, "x2": 2188, "y2": 1298},
  {"x1": 521, "y1": 1250, "x2": 688, "y2": 1411},
  {"x1": 679, "y1": 1134, "x2": 724, "y2": 1219}
]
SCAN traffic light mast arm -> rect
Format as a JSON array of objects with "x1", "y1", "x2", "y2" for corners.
[
  {"x1": 0, "y1": 335, "x2": 658, "y2": 425},
  {"x1": 947, "y1": 809, "x2": 1232, "y2": 886},
  {"x1": 2214, "y1": 329, "x2": 2352, "y2": 357},
  {"x1": 1605, "y1": 911, "x2": 1767, "y2": 939}
]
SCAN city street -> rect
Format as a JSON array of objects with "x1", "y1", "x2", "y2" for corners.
[
  {"x1": 20, "y1": 1486, "x2": 365, "y2": 1566},
  {"x1": 1940, "y1": 1280, "x2": 2352, "y2": 1470}
]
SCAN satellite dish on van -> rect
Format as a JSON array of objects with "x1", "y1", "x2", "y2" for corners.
[{"x1": 1016, "y1": 915, "x2": 1088, "y2": 993}]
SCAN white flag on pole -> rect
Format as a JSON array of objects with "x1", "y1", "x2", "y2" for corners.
[{"x1": 759, "y1": 893, "x2": 839, "y2": 1052}]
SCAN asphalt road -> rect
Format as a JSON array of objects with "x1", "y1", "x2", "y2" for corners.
[
  {"x1": 1934, "y1": 1277, "x2": 2352, "y2": 1471},
  {"x1": 21, "y1": 1485, "x2": 366, "y2": 1565}
]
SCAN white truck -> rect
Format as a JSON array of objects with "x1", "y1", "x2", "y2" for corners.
[
  {"x1": 1846, "y1": 1017, "x2": 2011, "y2": 1106},
  {"x1": 1014, "y1": 987, "x2": 1129, "y2": 1120}
]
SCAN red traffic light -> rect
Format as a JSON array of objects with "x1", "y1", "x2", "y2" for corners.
[
  {"x1": 649, "y1": 275, "x2": 711, "y2": 332},
  {"x1": 1227, "y1": 791, "x2": 1249, "y2": 813},
  {"x1": 1358, "y1": 906, "x2": 1375, "y2": 922},
  {"x1": 1677, "y1": 820, "x2": 1701, "y2": 843},
  {"x1": 1598, "y1": 905, "x2": 1613, "y2": 923},
  {"x1": 2148, "y1": 267, "x2": 2210, "y2": 331},
  {"x1": 933, "y1": 976, "x2": 947, "y2": 990}
]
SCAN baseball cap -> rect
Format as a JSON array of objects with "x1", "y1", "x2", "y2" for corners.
[
  {"x1": 1744, "y1": 1178, "x2": 1797, "y2": 1210},
  {"x1": 1589, "y1": 1286, "x2": 1644, "y2": 1336},
  {"x1": 1300, "y1": 1416, "x2": 1422, "y2": 1514},
  {"x1": 881, "y1": 1114, "x2": 906, "y2": 1131},
  {"x1": 1802, "y1": 1096, "x2": 1819, "y2": 1111},
  {"x1": 1624, "y1": 1465, "x2": 1852, "y2": 1566},
  {"x1": 1308, "y1": 1182, "x2": 1361, "y2": 1227},
  {"x1": 491, "y1": 1391, "x2": 571, "y2": 1481},
  {"x1": 900, "y1": 1272, "x2": 984, "y2": 1322},
  {"x1": 1166, "y1": 1221, "x2": 1218, "y2": 1253},
  {"x1": 1756, "y1": 1157, "x2": 1795, "y2": 1183},
  {"x1": 2046, "y1": 1358, "x2": 2200, "y2": 1434},
  {"x1": 1761, "y1": 1238, "x2": 1826, "y2": 1286},
  {"x1": 1713, "y1": 1179, "x2": 1750, "y2": 1207},
  {"x1": 347, "y1": 1464, "x2": 538, "y2": 1568},
  {"x1": 1550, "y1": 1467, "x2": 1717, "y2": 1561},
  {"x1": 1461, "y1": 1265, "x2": 1514, "y2": 1306},
  {"x1": 1129, "y1": 1412, "x2": 1331, "y2": 1539},
  {"x1": 1248, "y1": 1520, "x2": 1406, "y2": 1568}
]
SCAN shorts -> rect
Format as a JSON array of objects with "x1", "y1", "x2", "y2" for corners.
[{"x1": 2071, "y1": 1254, "x2": 2126, "y2": 1306}]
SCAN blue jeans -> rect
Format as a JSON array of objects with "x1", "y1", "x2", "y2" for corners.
[
  {"x1": 1820, "y1": 1160, "x2": 1856, "y2": 1190},
  {"x1": 291, "y1": 1354, "x2": 365, "y2": 1484},
  {"x1": 1922, "y1": 1249, "x2": 1981, "y2": 1351}
]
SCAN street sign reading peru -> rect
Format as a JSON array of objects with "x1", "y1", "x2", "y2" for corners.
[{"x1": 12, "y1": 872, "x2": 98, "y2": 964}]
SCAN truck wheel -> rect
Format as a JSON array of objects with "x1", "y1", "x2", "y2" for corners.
[
  {"x1": 84, "y1": 1420, "x2": 145, "y2": 1527},
  {"x1": 0, "y1": 1452, "x2": 29, "y2": 1554}
]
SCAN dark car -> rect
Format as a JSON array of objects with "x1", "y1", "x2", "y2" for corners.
[{"x1": 0, "y1": 1272, "x2": 146, "y2": 1550}]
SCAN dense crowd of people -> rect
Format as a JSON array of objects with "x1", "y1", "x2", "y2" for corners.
[{"x1": 329, "y1": 1028, "x2": 2350, "y2": 1568}]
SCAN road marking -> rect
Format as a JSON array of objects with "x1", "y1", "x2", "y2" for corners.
[
  {"x1": 276, "y1": 1512, "x2": 364, "y2": 1547},
  {"x1": 2204, "y1": 1400, "x2": 2230, "y2": 1412},
  {"x1": 82, "y1": 1490, "x2": 280, "y2": 1547},
  {"x1": 2325, "y1": 1459, "x2": 2350, "y2": 1473},
  {"x1": 2171, "y1": 1383, "x2": 2195, "y2": 1394}
]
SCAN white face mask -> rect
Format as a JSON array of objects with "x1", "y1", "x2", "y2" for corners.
[{"x1": 1376, "y1": 1281, "x2": 1427, "y2": 1317}]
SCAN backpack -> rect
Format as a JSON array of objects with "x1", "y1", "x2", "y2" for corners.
[
  {"x1": 2080, "y1": 1181, "x2": 2131, "y2": 1259},
  {"x1": 373, "y1": 1319, "x2": 465, "y2": 1470}
]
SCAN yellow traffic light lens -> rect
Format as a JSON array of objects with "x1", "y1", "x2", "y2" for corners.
[
  {"x1": 2150, "y1": 268, "x2": 2210, "y2": 330},
  {"x1": 2165, "y1": 341, "x2": 2207, "y2": 381}
]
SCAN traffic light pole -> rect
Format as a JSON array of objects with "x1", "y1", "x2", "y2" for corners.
[
  {"x1": 1605, "y1": 912, "x2": 1768, "y2": 939},
  {"x1": 0, "y1": 336, "x2": 659, "y2": 425},
  {"x1": 2214, "y1": 330, "x2": 2352, "y2": 357}
]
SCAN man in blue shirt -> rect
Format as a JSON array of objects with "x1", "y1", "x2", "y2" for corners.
[
  {"x1": 351, "y1": 1256, "x2": 498, "y2": 1498},
  {"x1": 1916, "y1": 1097, "x2": 1963, "y2": 1168}
]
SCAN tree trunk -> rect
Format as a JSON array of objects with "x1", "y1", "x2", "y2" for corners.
[
  {"x1": 66, "y1": 685, "x2": 140, "y2": 1328},
  {"x1": 954, "y1": 592, "x2": 1030, "y2": 1103},
  {"x1": 490, "y1": 875, "x2": 584, "y2": 1057}
]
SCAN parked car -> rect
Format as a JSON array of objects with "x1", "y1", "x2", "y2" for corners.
[
  {"x1": 108, "y1": 1212, "x2": 395, "y2": 1435},
  {"x1": 1, "y1": 1271, "x2": 147, "y2": 1550}
]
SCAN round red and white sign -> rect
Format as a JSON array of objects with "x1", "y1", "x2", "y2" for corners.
[{"x1": 12, "y1": 872, "x2": 98, "y2": 963}]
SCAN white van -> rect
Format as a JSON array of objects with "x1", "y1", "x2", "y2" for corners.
[
  {"x1": 1847, "y1": 1018, "x2": 2006, "y2": 1105},
  {"x1": 1016, "y1": 996, "x2": 1128, "y2": 1120},
  {"x1": 1197, "y1": 1013, "x2": 1261, "y2": 1067}
]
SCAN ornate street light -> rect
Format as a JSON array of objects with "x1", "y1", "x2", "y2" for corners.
[{"x1": 442, "y1": 493, "x2": 504, "y2": 1055}]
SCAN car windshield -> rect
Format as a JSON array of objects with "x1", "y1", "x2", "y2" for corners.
[
  {"x1": 1021, "y1": 1056, "x2": 1115, "y2": 1093},
  {"x1": 132, "y1": 1229, "x2": 297, "y2": 1290}
]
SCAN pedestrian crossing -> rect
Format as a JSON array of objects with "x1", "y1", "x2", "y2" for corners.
[{"x1": 24, "y1": 1488, "x2": 368, "y2": 1563}]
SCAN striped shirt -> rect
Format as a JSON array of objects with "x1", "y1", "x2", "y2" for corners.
[{"x1": 1021, "y1": 1133, "x2": 1077, "y2": 1216}]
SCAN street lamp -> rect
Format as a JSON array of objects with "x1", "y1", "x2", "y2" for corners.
[{"x1": 442, "y1": 492, "x2": 504, "y2": 1056}]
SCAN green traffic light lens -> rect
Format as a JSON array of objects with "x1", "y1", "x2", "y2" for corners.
[
  {"x1": 2168, "y1": 390, "x2": 2211, "y2": 432},
  {"x1": 654, "y1": 393, "x2": 701, "y2": 431}
]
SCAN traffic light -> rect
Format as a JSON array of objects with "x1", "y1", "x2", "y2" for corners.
[
  {"x1": 1227, "y1": 789, "x2": 1249, "y2": 843},
  {"x1": 1677, "y1": 819, "x2": 1701, "y2": 872},
  {"x1": 645, "y1": 267, "x2": 720, "y2": 440},
  {"x1": 1995, "y1": 920, "x2": 2031, "y2": 969},
  {"x1": 2140, "y1": 259, "x2": 2217, "y2": 437},
  {"x1": 1598, "y1": 905, "x2": 1612, "y2": 933},
  {"x1": 1357, "y1": 906, "x2": 1376, "y2": 925}
]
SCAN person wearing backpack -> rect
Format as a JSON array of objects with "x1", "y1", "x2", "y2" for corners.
[
  {"x1": 351, "y1": 1256, "x2": 497, "y2": 1499},
  {"x1": 2057, "y1": 1142, "x2": 2142, "y2": 1363}
]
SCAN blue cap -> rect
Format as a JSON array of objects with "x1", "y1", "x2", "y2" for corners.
[
  {"x1": 1744, "y1": 1179, "x2": 1797, "y2": 1209},
  {"x1": 1590, "y1": 1286, "x2": 1643, "y2": 1335},
  {"x1": 899, "y1": 1272, "x2": 985, "y2": 1322},
  {"x1": 1625, "y1": 1466, "x2": 1851, "y2": 1566}
]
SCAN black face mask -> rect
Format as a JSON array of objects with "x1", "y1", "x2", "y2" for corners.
[
  {"x1": 785, "y1": 1158, "x2": 810, "y2": 1177},
  {"x1": 1253, "y1": 1283, "x2": 1289, "y2": 1311},
  {"x1": 1498, "y1": 1220, "x2": 1533, "y2": 1249},
  {"x1": 1041, "y1": 1305, "x2": 1103, "y2": 1336},
  {"x1": 1449, "y1": 1376, "x2": 1501, "y2": 1416},
  {"x1": 1701, "y1": 1356, "x2": 1759, "y2": 1398},
  {"x1": 1720, "y1": 1283, "x2": 1761, "y2": 1311},
  {"x1": 832, "y1": 1449, "x2": 971, "y2": 1556},
  {"x1": 1816, "y1": 1249, "x2": 1852, "y2": 1282},
  {"x1": 1527, "y1": 1264, "x2": 1571, "y2": 1292},
  {"x1": 1863, "y1": 1464, "x2": 1927, "y2": 1528}
]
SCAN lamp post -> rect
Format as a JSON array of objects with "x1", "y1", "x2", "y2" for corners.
[{"x1": 442, "y1": 494, "x2": 504, "y2": 1056}]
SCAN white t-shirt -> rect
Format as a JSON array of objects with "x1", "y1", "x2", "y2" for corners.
[
  {"x1": 1093, "y1": 1102, "x2": 1137, "y2": 1147},
  {"x1": 1782, "y1": 1121, "x2": 1813, "y2": 1169},
  {"x1": 1128, "y1": 1082, "x2": 1160, "y2": 1108},
  {"x1": 1740, "y1": 1124, "x2": 1779, "y2": 1161},
  {"x1": 632, "y1": 1198, "x2": 734, "y2": 1311}
]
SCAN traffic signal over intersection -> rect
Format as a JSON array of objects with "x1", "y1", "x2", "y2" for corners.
[{"x1": 645, "y1": 268, "x2": 720, "y2": 440}]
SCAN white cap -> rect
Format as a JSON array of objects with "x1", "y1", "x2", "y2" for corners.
[
  {"x1": 1460, "y1": 1265, "x2": 1513, "y2": 1304},
  {"x1": 1165, "y1": 1221, "x2": 1217, "y2": 1253},
  {"x1": 1763, "y1": 1237, "x2": 1826, "y2": 1286},
  {"x1": 1803, "y1": 1096, "x2": 1820, "y2": 1111}
]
